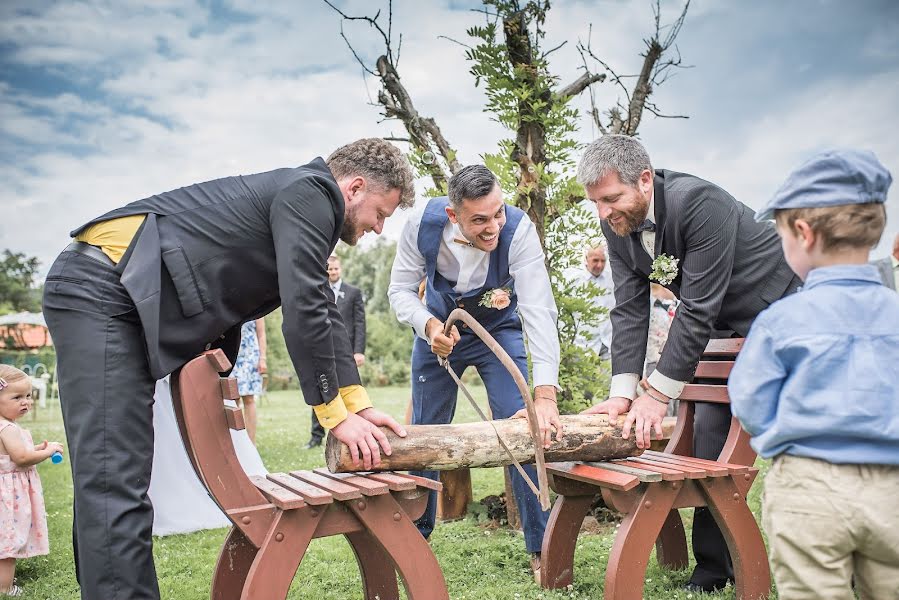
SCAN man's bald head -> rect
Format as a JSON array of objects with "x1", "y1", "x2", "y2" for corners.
[{"x1": 585, "y1": 245, "x2": 607, "y2": 277}]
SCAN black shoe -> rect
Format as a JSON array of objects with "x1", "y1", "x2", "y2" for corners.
[
  {"x1": 683, "y1": 579, "x2": 732, "y2": 594},
  {"x1": 304, "y1": 439, "x2": 322, "y2": 450}
]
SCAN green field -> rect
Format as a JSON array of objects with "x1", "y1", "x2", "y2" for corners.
[{"x1": 17, "y1": 387, "x2": 768, "y2": 599}]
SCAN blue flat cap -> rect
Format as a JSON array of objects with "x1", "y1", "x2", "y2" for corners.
[{"x1": 755, "y1": 148, "x2": 892, "y2": 222}]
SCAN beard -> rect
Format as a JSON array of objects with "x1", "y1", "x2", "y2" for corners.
[
  {"x1": 340, "y1": 205, "x2": 359, "y2": 245},
  {"x1": 607, "y1": 195, "x2": 650, "y2": 237}
]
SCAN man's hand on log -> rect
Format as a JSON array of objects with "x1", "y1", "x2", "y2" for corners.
[
  {"x1": 425, "y1": 318, "x2": 460, "y2": 358},
  {"x1": 330, "y1": 409, "x2": 406, "y2": 470},
  {"x1": 621, "y1": 393, "x2": 668, "y2": 449},
  {"x1": 511, "y1": 386, "x2": 563, "y2": 449},
  {"x1": 581, "y1": 396, "x2": 631, "y2": 424}
]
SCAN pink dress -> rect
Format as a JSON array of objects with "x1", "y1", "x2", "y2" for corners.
[{"x1": 0, "y1": 420, "x2": 49, "y2": 559}]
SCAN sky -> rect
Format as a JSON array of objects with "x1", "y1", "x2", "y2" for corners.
[{"x1": 2, "y1": 0, "x2": 898, "y2": 277}]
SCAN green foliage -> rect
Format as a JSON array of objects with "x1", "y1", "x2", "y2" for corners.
[
  {"x1": 0, "y1": 249, "x2": 42, "y2": 313},
  {"x1": 467, "y1": 2, "x2": 609, "y2": 411}
]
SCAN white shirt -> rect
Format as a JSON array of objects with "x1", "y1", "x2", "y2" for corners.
[
  {"x1": 388, "y1": 203, "x2": 560, "y2": 388},
  {"x1": 572, "y1": 266, "x2": 615, "y2": 352},
  {"x1": 608, "y1": 187, "x2": 687, "y2": 401},
  {"x1": 330, "y1": 279, "x2": 342, "y2": 298}
]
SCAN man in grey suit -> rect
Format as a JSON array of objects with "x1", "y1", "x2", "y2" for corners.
[
  {"x1": 579, "y1": 135, "x2": 800, "y2": 593},
  {"x1": 43, "y1": 138, "x2": 414, "y2": 600},
  {"x1": 307, "y1": 254, "x2": 367, "y2": 448}
]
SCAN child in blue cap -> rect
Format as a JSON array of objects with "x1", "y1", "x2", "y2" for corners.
[{"x1": 729, "y1": 148, "x2": 899, "y2": 599}]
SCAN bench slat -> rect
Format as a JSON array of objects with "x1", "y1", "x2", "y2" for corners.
[
  {"x1": 290, "y1": 471, "x2": 362, "y2": 501},
  {"x1": 219, "y1": 377, "x2": 240, "y2": 401},
  {"x1": 267, "y1": 473, "x2": 334, "y2": 505},
  {"x1": 701, "y1": 338, "x2": 743, "y2": 355},
  {"x1": 693, "y1": 361, "x2": 734, "y2": 380},
  {"x1": 547, "y1": 462, "x2": 640, "y2": 492},
  {"x1": 362, "y1": 472, "x2": 417, "y2": 491},
  {"x1": 585, "y1": 461, "x2": 664, "y2": 483},
  {"x1": 203, "y1": 349, "x2": 231, "y2": 373},
  {"x1": 679, "y1": 384, "x2": 730, "y2": 404},
  {"x1": 224, "y1": 406, "x2": 245, "y2": 431},
  {"x1": 611, "y1": 459, "x2": 687, "y2": 481},
  {"x1": 313, "y1": 468, "x2": 389, "y2": 496},
  {"x1": 385, "y1": 472, "x2": 443, "y2": 492},
  {"x1": 621, "y1": 456, "x2": 710, "y2": 478},
  {"x1": 642, "y1": 451, "x2": 747, "y2": 475},
  {"x1": 250, "y1": 475, "x2": 306, "y2": 510}
]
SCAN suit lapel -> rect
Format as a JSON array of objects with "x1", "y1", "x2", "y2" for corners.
[{"x1": 653, "y1": 171, "x2": 667, "y2": 259}]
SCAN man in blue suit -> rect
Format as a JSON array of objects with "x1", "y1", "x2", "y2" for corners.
[{"x1": 388, "y1": 165, "x2": 562, "y2": 574}]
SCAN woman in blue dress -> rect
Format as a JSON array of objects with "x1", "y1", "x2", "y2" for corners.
[{"x1": 231, "y1": 318, "x2": 267, "y2": 444}]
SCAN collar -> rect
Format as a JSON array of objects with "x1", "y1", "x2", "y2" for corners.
[
  {"x1": 892, "y1": 255, "x2": 899, "y2": 269},
  {"x1": 802, "y1": 264, "x2": 882, "y2": 290},
  {"x1": 331, "y1": 279, "x2": 342, "y2": 290},
  {"x1": 645, "y1": 185, "x2": 656, "y2": 224}
]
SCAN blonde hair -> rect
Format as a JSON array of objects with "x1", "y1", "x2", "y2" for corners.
[
  {"x1": 326, "y1": 138, "x2": 416, "y2": 209},
  {"x1": 0, "y1": 364, "x2": 28, "y2": 389},
  {"x1": 775, "y1": 203, "x2": 887, "y2": 252}
]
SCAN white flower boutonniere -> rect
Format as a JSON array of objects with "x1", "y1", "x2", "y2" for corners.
[
  {"x1": 479, "y1": 287, "x2": 512, "y2": 310},
  {"x1": 337, "y1": 290, "x2": 345, "y2": 300},
  {"x1": 649, "y1": 254, "x2": 680, "y2": 286}
]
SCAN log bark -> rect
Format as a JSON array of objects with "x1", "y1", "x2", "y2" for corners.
[{"x1": 326, "y1": 414, "x2": 673, "y2": 473}]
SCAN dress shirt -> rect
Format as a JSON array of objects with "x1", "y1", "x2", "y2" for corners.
[
  {"x1": 330, "y1": 279, "x2": 343, "y2": 300},
  {"x1": 389, "y1": 203, "x2": 560, "y2": 388},
  {"x1": 608, "y1": 186, "x2": 686, "y2": 401},
  {"x1": 893, "y1": 255, "x2": 899, "y2": 290},
  {"x1": 573, "y1": 267, "x2": 615, "y2": 351},
  {"x1": 729, "y1": 264, "x2": 899, "y2": 465}
]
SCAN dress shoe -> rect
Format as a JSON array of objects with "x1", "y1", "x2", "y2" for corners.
[
  {"x1": 682, "y1": 579, "x2": 733, "y2": 594},
  {"x1": 304, "y1": 439, "x2": 322, "y2": 450}
]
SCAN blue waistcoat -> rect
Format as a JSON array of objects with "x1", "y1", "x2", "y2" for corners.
[{"x1": 417, "y1": 196, "x2": 525, "y2": 333}]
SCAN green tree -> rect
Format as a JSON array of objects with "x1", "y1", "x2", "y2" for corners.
[
  {"x1": 327, "y1": 0, "x2": 690, "y2": 411},
  {"x1": 0, "y1": 250, "x2": 42, "y2": 313}
]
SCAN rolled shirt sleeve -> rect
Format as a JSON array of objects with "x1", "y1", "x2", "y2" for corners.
[{"x1": 388, "y1": 205, "x2": 437, "y2": 340}]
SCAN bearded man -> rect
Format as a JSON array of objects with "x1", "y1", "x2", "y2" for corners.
[
  {"x1": 579, "y1": 134, "x2": 800, "y2": 593},
  {"x1": 388, "y1": 164, "x2": 562, "y2": 576}
]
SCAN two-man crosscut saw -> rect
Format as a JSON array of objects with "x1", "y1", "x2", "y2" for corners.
[{"x1": 437, "y1": 308, "x2": 551, "y2": 511}]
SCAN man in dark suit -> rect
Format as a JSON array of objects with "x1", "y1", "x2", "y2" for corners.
[
  {"x1": 578, "y1": 135, "x2": 800, "y2": 593},
  {"x1": 307, "y1": 254, "x2": 367, "y2": 448},
  {"x1": 42, "y1": 138, "x2": 414, "y2": 600}
]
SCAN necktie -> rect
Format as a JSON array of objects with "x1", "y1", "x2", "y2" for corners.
[{"x1": 634, "y1": 219, "x2": 655, "y2": 233}]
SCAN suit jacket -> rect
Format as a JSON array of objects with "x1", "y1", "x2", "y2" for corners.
[
  {"x1": 70, "y1": 158, "x2": 360, "y2": 407},
  {"x1": 871, "y1": 257, "x2": 897, "y2": 290},
  {"x1": 604, "y1": 169, "x2": 798, "y2": 382},
  {"x1": 333, "y1": 281, "x2": 366, "y2": 354}
]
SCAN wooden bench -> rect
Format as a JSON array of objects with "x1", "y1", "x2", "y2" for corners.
[
  {"x1": 539, "y1": 338, "x2": 770, "y2": 599},
  {"x1": 171, "y1": 349, "x2": 449, "y2": 600}
]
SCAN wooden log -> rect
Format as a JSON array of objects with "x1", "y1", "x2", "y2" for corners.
[{"x1": 326, "y1": 414, "x2": 673, "y2": 473}]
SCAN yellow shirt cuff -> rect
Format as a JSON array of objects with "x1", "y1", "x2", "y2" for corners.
[
  {"x1": 313, "y1": 394, "x2": 348, "y2": 430},
  {"x1": 340, "y1": 384, "x2": 373, "y2": 413}
]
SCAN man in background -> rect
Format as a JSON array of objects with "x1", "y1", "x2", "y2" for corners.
[
  {"x1": 573, "y1": 243, "x2": 615, "y2": 360},
  {"x1": 306, "y1": 254, "x2": 367, "y2": 449}
]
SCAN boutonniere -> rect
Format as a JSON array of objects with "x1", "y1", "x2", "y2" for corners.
[
  {"x1": 479, "y1": 287, "x2": 512, "y2": 310},
  {"x1": 649, "y1": 254, "x2": 679, "y2": 285},
  {"x1": 337, "y1": 290, "x2": 345, "y2": 299}
]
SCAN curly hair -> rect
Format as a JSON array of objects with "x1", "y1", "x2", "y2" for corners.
[{"x1": 326, "y1": 138, "x2": 416, "y2": 209}]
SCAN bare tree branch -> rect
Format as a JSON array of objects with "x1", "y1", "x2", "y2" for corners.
[
  {"x1": 541, "y1": 39, "x2": 567, "y2": 59},
  {"x1": 556, "y1": 71, "x2": 606, "y2": 101},
  {"x1": 437, "y1": 35, "x2": 473, "y2": 50}
]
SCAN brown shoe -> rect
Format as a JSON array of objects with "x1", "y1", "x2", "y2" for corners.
[{"x1": 531, "y1": 552, "x2": 542, "y2": 585}]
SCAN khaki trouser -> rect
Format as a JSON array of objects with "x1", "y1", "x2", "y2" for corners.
[{"x1": 763, "y1": 454, "x2": 899, "y2": 600}]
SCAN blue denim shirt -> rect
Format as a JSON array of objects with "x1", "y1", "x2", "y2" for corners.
[{"x1": 729, "y1": 264, "x2": 899, "y2": 465}]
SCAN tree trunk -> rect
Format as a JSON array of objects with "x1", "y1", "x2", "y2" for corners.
[{"x1": 326, "y1": 415, "x2": 671, "y2": 473}]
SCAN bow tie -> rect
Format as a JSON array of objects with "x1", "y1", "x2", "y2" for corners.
[{"x1": 634, "y1": 219, "x2": 656, "y2": 233}]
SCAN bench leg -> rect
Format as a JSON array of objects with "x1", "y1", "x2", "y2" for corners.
[
  {"x1": 699, "y1": 478, "x2": 771, "y2": 600},
  {"x1": 242, "y1": 508, "x2": 324, "y2": 600},
  {"x1": 605, "y1": 483, "x2": 679, "y2": 600},
  {"x1": 655, "y1": 510, "x2": 689, "y2": 570},
  {"x1": 346, "y1": 531, "x2": 400, "y2": 600},
  {"x1": 348, "y1": 495, "x2": 449, "y2": 600},
  {"x1": 212, "y1": 527, "x2": 258, "y2": 600},
  {"x1": 540, "y1": 494, "x2": 595, "y2": 589}
]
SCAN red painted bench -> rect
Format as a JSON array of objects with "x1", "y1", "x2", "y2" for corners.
[
  {"x1": 171, "y1": 349, "x2": 448, "y2": 600},
  {"x1": 539, "y1": 338, "x2": 770, "y2": 599}
]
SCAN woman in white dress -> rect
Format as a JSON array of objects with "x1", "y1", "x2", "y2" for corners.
[{"x1": 148, "y1": 377, "x2": 267, "y2": 536}]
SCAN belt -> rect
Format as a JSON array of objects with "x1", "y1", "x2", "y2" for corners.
[{"x1": 65, "y1": 241, "x2": 116, "y2": 267}]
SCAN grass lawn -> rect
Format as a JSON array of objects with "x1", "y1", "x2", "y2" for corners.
[{"x1": 17, "y1": 385, "x2": 771, "y2": 599}]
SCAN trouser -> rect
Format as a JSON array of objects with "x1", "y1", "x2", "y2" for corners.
[
  {"x1": 409, "y1": 328, "x2": 549, "y2": 554},
  {"x1": 43, "y1": 247, "x2": 160, "y2": 600},
  {"x1": 763, "y1": 455, "x2": 899, "y2": 600}
]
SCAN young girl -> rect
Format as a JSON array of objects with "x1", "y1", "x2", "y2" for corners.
[{"x1": 0, "y1": 365, "x2": 60, "y2": 597}]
